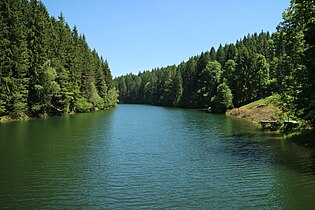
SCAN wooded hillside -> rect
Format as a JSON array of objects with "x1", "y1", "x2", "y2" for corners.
[
  {"x1": 115, "y1": 0, "x2": 315, "y2": 127},
  {"x1": 0, "y1": 0, "x2": 117, "y2": 119}
]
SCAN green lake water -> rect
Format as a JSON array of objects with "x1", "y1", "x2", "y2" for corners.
[{"x1": 1, "y1": 104, "x2": 315, "y2": 209}]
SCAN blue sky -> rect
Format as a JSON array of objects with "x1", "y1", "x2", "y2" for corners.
[{"x1": 41, "y1": 0, "x2": 290, "y2": 77}]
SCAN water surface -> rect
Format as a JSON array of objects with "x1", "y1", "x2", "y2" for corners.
[{"x1": 1, "y1": 104, "x2": 315, "y2": 209}]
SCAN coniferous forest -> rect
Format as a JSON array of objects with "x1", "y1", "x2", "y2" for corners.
[
  {"x1": 115, "y1": 0, "x2": 315, "y2": 128},
  {"x1": 0, "y1": 0, "x2": 118, "y2": 120},
  {"x1": 1, "y1": 0, "x2": 314, "y2": 129},
  {"x1": 3, "y1": 1, "x2": 315, "y2": 208}
]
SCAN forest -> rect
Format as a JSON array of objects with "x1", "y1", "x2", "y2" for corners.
[
  {"x1": 0, "y1": 0, "x2": 117, "y2": 120},
  {"x1": 115, "y1": 0, "x2": 315, "y2": 127}
]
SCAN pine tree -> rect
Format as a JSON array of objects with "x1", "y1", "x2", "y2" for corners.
[
  {"x1": 226, "y1": 44, "x2": 237, "y2": 61},
  {"x1": 171, "y1": 68, "x2": 183, "y2": 106},
  {"x1": 27, "y1": 0, "x2": 51, "y2": 115},
  {"x1": 0, "y1": 0, "x2": 29, "y2": 117},
  {"x1": 292, "y1": 0, "x2": 315, "y2": 125},
  {"x1": 277, "y1": 0, "x2": 310, "y2": 120},
  {"x1": 234, "y1": 43, "x2": 251, "y2": 106},
  {"x1": 209, "y1": 47, "x2": 216, "y2": 61},
  {"x1": 180, "y1": 57, "x2": 197, "y2": 107},
  {"x1": 216, "y1": 44, "x2": 226, "y2": 65},
  {"x1": 0, "y1": 0, "x2": 12, "y2": 115},
  {"x1": 8, "y1": 0, "x2": 29, "y2": 117}
]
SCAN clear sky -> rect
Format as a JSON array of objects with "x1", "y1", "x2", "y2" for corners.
[{"x1": 41, "y1": 0, "x2": 290, "y2": 77}]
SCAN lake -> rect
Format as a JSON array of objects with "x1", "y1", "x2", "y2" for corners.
[{"x1": 1, "y1": 104, "x2": 315, "y2": 209}]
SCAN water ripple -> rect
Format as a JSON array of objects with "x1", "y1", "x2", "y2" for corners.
[{"x1": 1, "y1": 105, "x2": 315, "y2": 208}]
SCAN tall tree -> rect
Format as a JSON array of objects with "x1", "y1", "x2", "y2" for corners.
[
  {"x1": 31, "y1": 60, "x2": 60, "y2": 115},
  {"x1": 196, "y1": 60, "x2": 222, "y2": 107},
  {"x1": 216, "y1": 44, "x2": 226, "y2": 65},
  {"x1": 209, "y1": 47, "x2": 216, "y2": 61},
  {"x1": 252, "y1": 54, "x2": 270, "y2": 99},
  {"x1": 181, "y1": 57, "x2": 197, "y2": 107},
  {"x1": 277, "y1": 0, "x2": 310, "y2": 120},
  {"x1": 0, "y1": 0, "x2": 29, "y2": 117},
  {"x1": 293, "y1": 0, "x2": 315, "y2": 125},
  {"x1": 27, "y1": 0, "x2": 51, "y2": 115},
  {"x1": 0, "y1": 0, "x2": 11, "y2": 115},
  {"x1": 211, "y1": 82, "x2": 233, "y2": 113},
  {"x1": 171, "y1": 69, "x2": 183, "y2": 106}
]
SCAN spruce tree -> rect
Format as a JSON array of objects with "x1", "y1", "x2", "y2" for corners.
[
  {"x1": 216, "y1": 44, "x2": 226, "y2": 65},
  {"x1": 0, "y1": 0, "x2": 11, "y2": 115},
  {"x1": 27, "y1": 0, "x2": 51, "y2": 115},
  {"x1": 209, "y1": 47, "x2": 216, "y2": 61},
  {"x1": 180, "y1": 57, "x2": 197, "y2": 107},
  {"x1": 8, "y1": 0, "x2": 29, "y2": 116}
]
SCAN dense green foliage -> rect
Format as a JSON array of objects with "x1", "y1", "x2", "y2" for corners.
[
  {"x1": 115, "y1": 32, "x2": 275, "y2": 111},
  {"x1": 277, "y1": 0, "x2": 315, "y2": 126},
  {"x1": 0, "y1": 0, "x2": 117, "y2": 119},
  {"x1": 115, "y1": 0, "x2": 315, "y2": 127}
]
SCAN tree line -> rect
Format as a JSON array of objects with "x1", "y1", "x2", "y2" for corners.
[
  {"x1": 115, "y1": 33, "x2": 272, "y2": 110},
  {"x1": 115, "y1": 0, "x2": 315, "y2": 127},
  {"x1": 0, "y1": 0, "x2": 117, "y2": 119}
]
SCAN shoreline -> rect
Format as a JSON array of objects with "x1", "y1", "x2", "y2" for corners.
[
  {"x1": 226, "y1": 95, "x2": 315, "y2": 148},
  {"x1": 2, "y1": 102, "x2": 314, "y2": 147},
  {"x1": 0, "y1": 107, "x2": 116, "y2": 124}
]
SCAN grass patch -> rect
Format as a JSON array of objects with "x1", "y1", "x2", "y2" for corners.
[
  {"x1": 227, "y1": 94, "x2": 315, "y2": 147},
  {"x1": 227, "y1": 94, "x2": 283, "y2": 125}
]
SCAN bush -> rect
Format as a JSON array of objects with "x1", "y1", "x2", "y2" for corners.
[
  {"x1": 211, "y1": 82, "x2": 233, "y2": 113},
  {"x1": 75, "y1": 97, "x2": 93, "y2": 113}
]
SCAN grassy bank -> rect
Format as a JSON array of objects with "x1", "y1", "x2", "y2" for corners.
[
  {"x1": 226, "y1": 94, "x2": 284, "y2": 125},
  {"x1": 227, "y1": 94, "x2": 315, "y2": 147}
]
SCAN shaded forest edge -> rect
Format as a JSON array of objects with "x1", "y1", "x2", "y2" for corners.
[
  {"x1": 115, "y1": 0, "x2": 315, "y2": 134},
  {"x1": 0, "y1": 0, "x2": 118, "y2": 123}
]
